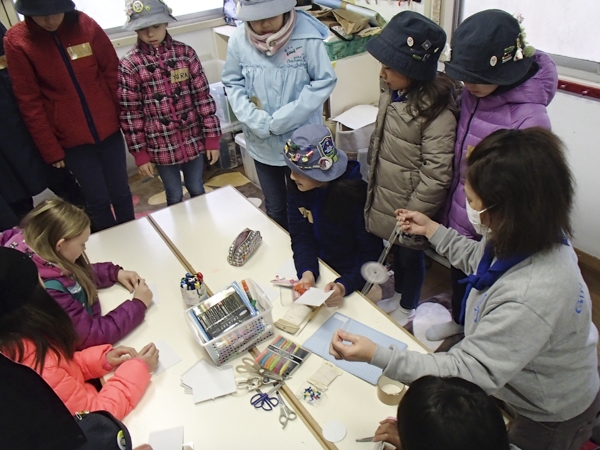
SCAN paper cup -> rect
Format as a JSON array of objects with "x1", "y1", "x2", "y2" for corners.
[{"x1": 181, "y1": 284, "x2": 208, "y2": 308}]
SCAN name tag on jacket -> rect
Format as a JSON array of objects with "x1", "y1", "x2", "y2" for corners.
[
  {"x1": 171, "y1": 68, "x2": 190, "y2": 83},
  {"x1": 67, "y1": 43, "x2": 93, "y2": 60}
]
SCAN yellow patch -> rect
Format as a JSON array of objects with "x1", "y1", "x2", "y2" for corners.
[
  {"x1": 298, "y1": 207, "x2": 314, "y2": 224},
  {"x1": 170, "y1": 68, "x2": 190, "y2": 83},
  {"x1": 466, "y1": 145, "x2": 476, "y2": 157},
  {"x1": 67, "y1": 43, "x2": 93, "y2": 60},
  {"x1": 0, "y1": 55, "x2": 6, "y2": 70}
]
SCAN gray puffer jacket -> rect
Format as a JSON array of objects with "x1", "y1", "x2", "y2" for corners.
[{"x1": 365, "y1": 78, "x2": 458, "y2": 242}]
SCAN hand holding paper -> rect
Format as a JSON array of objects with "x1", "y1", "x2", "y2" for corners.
[{"x1": 295, "y1": 287, "x2": 333, "y2": 307}]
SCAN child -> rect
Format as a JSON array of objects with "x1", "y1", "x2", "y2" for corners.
[
  {"x1": 330, "y1": 129, "x2": 600, "y2": 450},
  {"x1": 373, "y1": 376, "x2": 517, "y2": 450},
  {"x1": 119, "y1": 0, "x2": 222, "y2": 206},
  {"x1": 285, "y1": 124, "x2": 382, "y2": 306},
  {"x1": 5, "y1": 0, "x2": 135, "y2": 231},
  {"x1": 0, "y1": 199, "x2": 152, "y2": 350},
  {"x1": 428, "y1": 9, "x2": 559, "y2": 341},
  {"x1": 363, "y1": 11, "x2": 459, "y2": 325},
  {"x1": 222, "y1": 0, "x2": 337, "y2": 230},
  {"x1": 0, "y1": 247, "x2": 158, "y2": 421}
]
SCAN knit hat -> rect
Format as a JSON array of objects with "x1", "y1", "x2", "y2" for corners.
[
  {"x1": 237, "y1": 0, "x2": 296, "y2": 22},
  {"x1": 445, "y1": 9, "x2": 536, "y2": 85},
  {"x1": 366, "y1": 11, "x2": 446, "y2": 81},
  {"x1": 14, "y1": 0, "x2": 75, "y2": 16},
  {"x1": 0, "y1": 247, "x2": 40, "y2": 317},
  {"x1": 123, "y1": 0, "x2": 177, "y2": 32},
  {"x1": 284, "y1": 124, "x2": 348, "y2": 183}
]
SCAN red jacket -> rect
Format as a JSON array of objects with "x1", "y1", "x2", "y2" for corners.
[
  {"x1": 4, "y1": 13, "x2": 121, "y2": 164},
  {"x1": 118, "y1": 34, "x2": 221, "y2": 166}
]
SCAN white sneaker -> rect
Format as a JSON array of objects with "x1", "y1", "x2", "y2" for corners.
[
  {"x1": 425, "y1": 321, "x2": 464, "y2": 341},
  {"x1": 377, "y1": 292, "x2": 401, "y2": 313},
  {"x1": 389, "y1": 306, "x2": 416, "y2": 327}
]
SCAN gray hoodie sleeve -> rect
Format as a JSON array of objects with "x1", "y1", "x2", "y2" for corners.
[{"x1": 429, "y1": 225, "x2": 486, "y2": 275}]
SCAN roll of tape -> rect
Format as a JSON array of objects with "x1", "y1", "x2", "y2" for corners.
[{"x1": 377, "y1": 375, "x2": 406, "y2": 406}]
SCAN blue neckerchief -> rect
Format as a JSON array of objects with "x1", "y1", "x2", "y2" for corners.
[
  {"x1": 457, "y1": 245, "x2": 529, "y2": 324},
  {"x1": 392, "y1": 90, "x2": 406, "y2": 103}
]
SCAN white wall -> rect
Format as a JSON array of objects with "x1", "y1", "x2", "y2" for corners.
[{"x1": 547, "y1": 92, "x2": 600, "y2": 259}]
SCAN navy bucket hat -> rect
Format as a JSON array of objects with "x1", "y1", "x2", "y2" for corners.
[
  {"x1": 366, "y1": 11, "x2": 446, "y2": 81},
  {"x1": 445, "y1": 9, "x2": 535, "y2": 85},
  {"x1": 15, "y1": 0, "x2": 75, "y2": 16},
  {"x1": 284, "y1": 124, "x2": 348, "y2": 183}
]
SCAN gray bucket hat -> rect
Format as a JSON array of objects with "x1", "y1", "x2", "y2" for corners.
[
  {"x1": 123, "y1": 0, "x2": 177, "y2": 32},
  {"x1": 237, "y1": 0, "x2": 296, "y2": 22},
  {"x1": 284, "y1": 124, "x2": 348, "y2": 183}
]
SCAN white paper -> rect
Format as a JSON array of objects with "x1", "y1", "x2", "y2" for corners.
[
  {"x1": 154, "y1": 340, "x2": 182, "y2": 375},
  {"x1": 149, "y1": 282, "x2": 160, "y2": 305},
  {"x1": 295, "y1": 287, "x2": 333, "y2": 307},
  {"x1": 323, "y1": 420, "x2": 347, "y2": 443},
  {"x1": 148, "y1": 426, "x2": 184, "y2": 450},
  {"x1": 332, "y1": 105, "x2": 378, "y2": 130},
  {"x1": 180, "y1": 360, "x2": 237, "y2": 404}
]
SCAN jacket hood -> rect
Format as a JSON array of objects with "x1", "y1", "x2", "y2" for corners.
[
  {"x1": 1, "y1": 229, "x2": 71, "y2": 283},
  {"x1": 292, "y1": 11, "x2": 330, "y2": 40},
  {"x1": 484, "y1": 51, "x2": 557, "y2": 109}
]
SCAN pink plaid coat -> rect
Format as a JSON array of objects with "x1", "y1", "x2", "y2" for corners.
[{"x1": 118, "y1": 34, "x2": 221, "y2": 166}]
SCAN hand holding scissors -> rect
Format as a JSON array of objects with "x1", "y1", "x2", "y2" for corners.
[
  {"x1": 250, "y1": 382, "x2": 283, "y2": 411},
  {"x1": 276, "y1": 391, "x2": 297, "y2": 428}
]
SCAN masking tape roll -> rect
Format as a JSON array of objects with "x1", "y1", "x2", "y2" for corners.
[{"x1": 377, "y1": 375, "x2": 406, "y2": 406}]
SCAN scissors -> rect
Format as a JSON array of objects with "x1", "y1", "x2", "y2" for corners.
[
  {"x1": 236, "y1": 357, "x2": 284, "y2": 381},
  {"x1": 250, "y1": 382, "x2": 283, "y2": 411},
  {"x1": 276, "y1": 391, "x2": 297, "y2": 428}
]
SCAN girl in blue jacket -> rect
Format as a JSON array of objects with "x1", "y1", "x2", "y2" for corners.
[
  {"x1": 285, "y1": 124, "x2": 382, "y2": 306},
  {"x1": 222, "y1": 0, "x2": 337, "y2": 230}
]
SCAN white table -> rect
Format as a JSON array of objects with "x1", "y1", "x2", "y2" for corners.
[
  {"x1": 149, "y1": 186, "x2": 429, "y2": 449},
  {"x1": 85, "y1": 218, "x2": 322, "y2": 449}
]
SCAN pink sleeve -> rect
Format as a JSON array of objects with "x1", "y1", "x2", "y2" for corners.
[{"x1": 92, "y1": 262, "x2": 120, "y2": 289}]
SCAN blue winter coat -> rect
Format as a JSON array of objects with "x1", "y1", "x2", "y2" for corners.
[
  {"x1": 288, "y1": 160, "x2": 383, "y2": 295},
  {"x1": 222, "y1": 11, "x2": 337, "y2": 166}
]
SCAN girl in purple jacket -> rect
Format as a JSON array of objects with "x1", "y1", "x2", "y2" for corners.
[
  {"x1": 427, "y1": 10, "x2": 558, "y2": 341},
  {"x1": 0, "y1": 198, "x2": 152, "y2": 350}
]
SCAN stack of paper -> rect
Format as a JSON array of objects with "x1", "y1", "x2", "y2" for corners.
[{"x1": 180, "y1": 359, "x2": 237, "y2": 403}]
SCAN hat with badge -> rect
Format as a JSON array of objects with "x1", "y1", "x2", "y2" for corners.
[
  {"x1": 14, "y1": 0, "x2": 75, "y2": 16},
  {"x1": 123, "y1": 0, "x2": 177, "y2": 32},
  {"x1": 444, "y1": 9, "x2": 536, "y2": 85},
  {"x1": 237, "y1": 0, "x2": 296, "y2": 22},
  {"x1": 366, "y1": 11, "x2": 446, "y2": 81},
  {"x1": 284, "y1": 124, "x2": 348, "y2": 183}
]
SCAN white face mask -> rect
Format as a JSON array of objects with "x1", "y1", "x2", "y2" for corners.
[{"x1": 466, "y1": 202, "x2": 490, "y2": 236}]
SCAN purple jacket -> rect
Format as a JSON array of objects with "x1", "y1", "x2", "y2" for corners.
[
  {"x1": 0, "y1": 228, "x2": 146, "y2": 349},
  {"x1": 444, "y1": 51, "x2": 558, "y2": 239}
]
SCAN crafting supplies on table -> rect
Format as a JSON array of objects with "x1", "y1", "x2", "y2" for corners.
[
  {"x1": 254, "y1": 336, "x2": 310, "y2": 379},
  {"x1": 180, "y1": 272, "x2": 208, "y2": 307},
  {"x1": 185, "y1": 279, "x2": 274, "y2": 365}
]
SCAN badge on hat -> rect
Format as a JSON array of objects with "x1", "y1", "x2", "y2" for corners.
[{"x1": 132, "y1": 0, "x2": 144, "y2": 13}]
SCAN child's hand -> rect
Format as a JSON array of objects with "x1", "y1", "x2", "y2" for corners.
[
  {"x1": 138, "y1": 343, "x2": 159, "y2": 373},
  {"x1": 395, "y1": 208, "x2": 439, "y2": 239},
  {"x1": 373, "y1": 418, "x2": 400, "y2": 448},
  {"x1": 52, "y1": 160, "x2": 66, "y2": 168},
  {"x1": 138, "y1": 162, "x2": 155, "y2": 178},
  {"x1": 329, "y1": 329, "x2": 376, "y2": 363},
  {"x1": 106, "y1": 346, "x2": 137, "y2": 368},
  {"x1": 298, "y1": 271, "x2": 316, "y2": 288},
  {"x1": 117, "y1": 269, "x2": 141, "y2": 292},
  {"x1": 206, "y1": 149, "x2": 220, "y2": 165},
  {"x1": 133, "y1": 279, "x2": 153, "y2": 307},
  {"x1": 324, "y1": 282, "x2": 345, "y2": 307}
]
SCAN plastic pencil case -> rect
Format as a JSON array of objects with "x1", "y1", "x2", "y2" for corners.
[
  {"x1": 227, "y1": 228, "x2": 262, "y2": 267},
  {"x1": 185, "y1": 279, "x2": 274, "y2": 366}
]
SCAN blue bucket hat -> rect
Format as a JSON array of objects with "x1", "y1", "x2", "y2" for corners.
[
  {"x1": 123, "y1": 0, "x2": 177, "y2": 32},
  {"x1": 366, "y1": 11, "x2": 446, "y2": 81},
  {"x1": 284, "y1": 124, "x2": 348, "y2": 183},
  {"x1": 237, "y1": 0, "x2": 296, "y2": 22}
]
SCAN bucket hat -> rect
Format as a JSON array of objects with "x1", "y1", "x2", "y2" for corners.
[
  {"x1": 444, "y1": 9, "x2": 535, "y2": 85},
  {"x1": 237, "y1": 0, "x2": 296, "y2": 22},
  {"x1": 123, "y1": 0, "x2": 177, "y2": 32},
  {"x1": 284, "y1": 124, "x2": 348, "y2": 183},
  {"x1": 366, "y1": 11, "x2": 446, "y2": 81},
  {"x1": 14, "y1": 0, "x2": 75, "y2": 16}
]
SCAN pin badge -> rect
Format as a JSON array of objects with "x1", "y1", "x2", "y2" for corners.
[
  {"x1": 302, "y1": 156, "x2": 309, "y2": 163},
  {"x1": 132, "y1": 1, "x2": 144, "y2": 13},
  {"x1": 319, "y1": 157, "x2": 333, "y2": 170},
  {"x1": 421, "y1": 40, "x2": 432, "y2": 50},
  {"x1": 407, "y1": 37, "x2": 414, "y2": 47},
  {"x1": 145, "y1": 5, "x2": 151, "y2": 11},
  {"x1": 490, "y1": 55, "x2": 498, "y2": 66}
]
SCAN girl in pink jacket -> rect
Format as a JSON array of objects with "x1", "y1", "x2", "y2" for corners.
[{"x1": 0, "y1": 247, "x2": 158, "y2": 420}]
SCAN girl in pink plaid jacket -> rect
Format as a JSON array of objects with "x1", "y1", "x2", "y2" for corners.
[{"x1": 118, "y1": 0, "x2": 221, "y2": 205}]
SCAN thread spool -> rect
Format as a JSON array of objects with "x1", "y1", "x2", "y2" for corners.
[{"x1": 377, "y1": 375, "x2": 406, "y2": 405}]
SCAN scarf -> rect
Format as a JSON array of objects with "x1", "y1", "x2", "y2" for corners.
[
  {"x1": 457, "y1": 245, "x2": 529, "y2": 325},
  {"x1": 245, "y1": 10, "x2": 297, "y2": 56}
]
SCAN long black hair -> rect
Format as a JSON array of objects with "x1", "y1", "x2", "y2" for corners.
[{"x1": 405, "y1": 72, "x2": 461, "y2": 128}]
